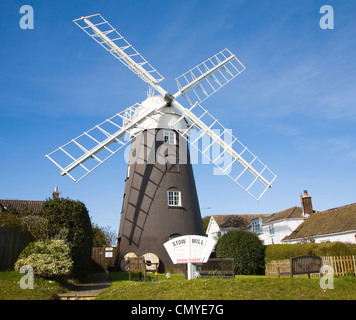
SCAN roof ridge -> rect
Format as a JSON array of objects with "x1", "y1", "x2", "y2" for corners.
[{"x1": 0, "y1": 199, "x2": 44, "y2": 203}]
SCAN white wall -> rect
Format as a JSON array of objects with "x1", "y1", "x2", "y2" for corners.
[{"x1": 260, "y1": 219, "x2": 305, "y2": 245}]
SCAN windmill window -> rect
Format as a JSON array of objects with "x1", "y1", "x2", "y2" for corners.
[
  {"x1": 167, "y1": 190, "x2": 181, "y2": 206},
  {"x1": 163, "y1": 131, "x2": 176, "y2": 145}
]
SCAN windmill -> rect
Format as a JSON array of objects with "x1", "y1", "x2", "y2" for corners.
[{"x1": 46, "y1": 14, "x2": 277, "y2": 270}]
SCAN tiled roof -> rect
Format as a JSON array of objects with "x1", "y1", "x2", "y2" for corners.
[
  {"x1": 264, "y1": 206, "x2": 304, "y2": 224},
  {"x1": 283, "y1": 202, "x2": 356, "y2": 241},
  {"x1": 213, "y1": 214, "x2": 271, "y2": 229},
  {"x1": 0, "y1": 199, "x2": 44, "y2": 215}
]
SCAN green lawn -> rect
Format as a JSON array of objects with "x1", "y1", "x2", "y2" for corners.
[
  {"x1": 97, "y1": 272, "x2": 356, "y2": 300},
  {"x1": 1, "y1": 270, "x2": 355, "y2": 300},
  {"x1": 0, "y1": 270, "x2": 67, "y2": 300}
]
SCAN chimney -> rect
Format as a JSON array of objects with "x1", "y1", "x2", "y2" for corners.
[
  {"x1": 53, "y1": 187, "x2": 59, "y2": 199},
  {"x1": 301, "y1": 190, "x2": 314, "y2": 215}
]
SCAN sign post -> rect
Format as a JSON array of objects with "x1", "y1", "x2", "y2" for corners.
[{"x1": 163, "y1": 235, "x2": 216, "y2": 280}]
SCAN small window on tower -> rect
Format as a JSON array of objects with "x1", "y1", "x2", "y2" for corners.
[
  {"x1": 167, "y1": 190, "x2": 181, "y2": 206},
  {"x1": 163, "y1": 130, "x2": 176, "y2": 145}
]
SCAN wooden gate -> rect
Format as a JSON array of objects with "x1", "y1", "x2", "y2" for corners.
[{"x1": 92, "y1": 247, "x2": 118, "y2": 270}]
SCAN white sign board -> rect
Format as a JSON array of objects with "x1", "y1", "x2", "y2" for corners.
[
  {"x1": 163, "y1": 235, "x2": 216, "y2": 264},
  {"x1": 105, "y1": 247, "x2": 113, "y2": 258}
]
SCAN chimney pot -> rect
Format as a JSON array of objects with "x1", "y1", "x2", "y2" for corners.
[{"x1": 53, "y1": 187, "x2": 59, "y2": 199}]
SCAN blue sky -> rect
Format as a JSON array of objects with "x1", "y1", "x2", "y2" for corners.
[{"x1": 1, "y1": 0, "x2": 356, "y2": 236}]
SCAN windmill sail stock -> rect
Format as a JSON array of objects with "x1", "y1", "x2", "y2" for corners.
[{"x1": 46, "y1": 13, "x2": 276, "y2": 200}]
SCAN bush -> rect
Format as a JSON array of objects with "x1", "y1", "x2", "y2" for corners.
[
  {"x1": 40, "y1": 198, "x2": 93, "y2": 280},
  {"x1": 215, "y1": 230, "x2": 265, "y2": 275},
  {"x1": 20, "y1": 215, "x2": 53, "y2": 241},
  {"x1": 14, "y1": 239, "x2": 73, "y2": 279},
  {"x1": 265, "y1": 242, "x2": 356, "y2": 262},
  {"x1": 0, "y1": 212, "x2": 24, "y2": 229}
]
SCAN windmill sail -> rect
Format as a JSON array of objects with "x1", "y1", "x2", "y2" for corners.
[
  {"x1": 45, "y1": 103, "x2": 165, "y2": 183},
  {"x1": 73, "y1": 14, "x2": 165, "y2": 92},
  {"x1": 175, "y1": 49, "x2": 245, "y2": 106},
  {"x1": 171, "y1": 101, "x2": 277, "y2": 201}
]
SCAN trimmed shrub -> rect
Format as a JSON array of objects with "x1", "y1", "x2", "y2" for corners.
[
  {"x1": 14, "y1": 239, "x2": 73, "y2": 279},
  {"x1": 216, "y1": 230, "x2": 265, "y2": 275},
  {"x1": 265, "y1": 242, "x2": 356, "y2": 262},
  {"x1": 40, "y1": 198, "x2": 93, "y2": 280}
]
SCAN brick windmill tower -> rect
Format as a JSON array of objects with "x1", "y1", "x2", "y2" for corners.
[{"x1": 46, "y1": 14, "x2": 277, "y2": 270}]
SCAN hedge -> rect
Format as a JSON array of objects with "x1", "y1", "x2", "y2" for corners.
[
  {"x1": 265, "y1": 242, "x2": 356, "y2": 262},
  {"x1": 216, "y1": 230, "x2": 265, "y2": 275}
]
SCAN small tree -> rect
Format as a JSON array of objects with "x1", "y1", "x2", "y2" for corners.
[
  {"x1": 216, "y1": 230, "x2": 265, "y2": 275},
  {"x1": 92, "y1": 224, "x2": 116, "y2": 247}
]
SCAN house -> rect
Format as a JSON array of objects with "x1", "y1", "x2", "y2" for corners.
[
  {"x1": 283, "y1": 202, "x2": 356, "y2": 244},
  {"x1": 256, "y1": 206, "x2": 306, "y2": 245},
  {"x1": 206, "y1": 190, "x2": 356, "y2": 246},
  {"x1": 206, "y1": 214, "x2": 271, "y2": 241},
  {"x1": 0, "y1": 187, "x2": 60, "y2": 215},
  {"x1": 206, "y1": 190, "x2": 314, "y2": 245}
]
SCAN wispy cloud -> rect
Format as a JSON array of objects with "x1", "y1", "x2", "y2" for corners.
[{"x1": 295, "y1": 136, "x2": 356, "y2": 166}]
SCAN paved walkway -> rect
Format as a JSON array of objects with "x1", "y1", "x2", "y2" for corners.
[{"x1": 57, "y1": 272, "x2": 111, "y2": 300}]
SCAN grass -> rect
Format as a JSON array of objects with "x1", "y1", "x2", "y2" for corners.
[
  {"x1": 0, "y1": 270, "x2": 67, "y2": 300},
  {"x1": 97, "y1": 271, "x2": 356, "y2": 300},
  {"x1": 1, "y1": 270, "x2": 355, "y2": 300}
]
